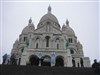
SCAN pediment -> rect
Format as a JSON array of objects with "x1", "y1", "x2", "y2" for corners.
[{"x1": 34, "y1": 25, "x2": 62, "y2": 34}]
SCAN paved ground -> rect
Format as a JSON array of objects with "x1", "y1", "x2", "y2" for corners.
[{"x1": 0, "y1": 65, "x2": 97, "y2": 75}]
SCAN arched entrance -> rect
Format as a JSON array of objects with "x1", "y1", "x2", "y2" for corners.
[
  {"x1": 55, "y1": 56, "x2": 64, "y2": 67},
  {"x1": 29, "y1": 55, "x2": 39, "y2": 66},
  {"x1": 41, "y1": 55, "x2": 51, "y2": 66}
]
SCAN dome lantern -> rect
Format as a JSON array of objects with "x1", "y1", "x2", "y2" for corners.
[
  {"x1": 66, "y1": 19, "x2": 69, "y2": 27},
  {"x1": 48, "y1": 5, "x2": 51, "y2": 13},
  {"x1": 29, "y1": 17, "x2": 32, "y2": 24}
]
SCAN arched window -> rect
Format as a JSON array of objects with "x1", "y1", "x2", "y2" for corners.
[
  {"x1": 35, "y1": 37, "x2": 39, "y2": 48},
  {"x1": 24, "y1": 37, "x2": 27, "y2": 41},
  {"x1": 70, "y1": 49, "x2": 74, "y2": 54},
  {"x1": 36, "y1": 37, "x2": 39, "y2": 40},
  {"x1": 36, "y1": 43, "x2": 38, "y2": 48},
  {"x1": 57, "y1": 44, "x2": 59, "y2": 49},
  {"x1": 68, "y1": 38, "x2": 73, "y2": 43},
  {"x1": 55, "y1": 38, "x2": 60, "y2": 49},
  {"x1": 71, "y1": 38, "x2": 73, "y2": 43},
  {"x1": 45, "y1": 36, "x2": 50, "y2": 47},
  {"x1": 56, "y1": 38, "x2": 59, "y2": 41},
  {"x1": 21, "y1": 47, "x2": 24, "y2": 53}
]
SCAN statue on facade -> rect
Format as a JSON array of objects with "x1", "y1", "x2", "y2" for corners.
[{"x1": 64, "y1": 36, "x2": 69, "y2": 49}]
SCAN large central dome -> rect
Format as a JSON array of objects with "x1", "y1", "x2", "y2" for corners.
[
  {"x1": 40, "y1": 13, "x2": 59, "y2": 23},
  {"x1": 39, "y1": 5, "x2": 59, "y2": 24}
]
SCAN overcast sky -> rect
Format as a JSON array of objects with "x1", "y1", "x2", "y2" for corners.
[
  {"x1": 1, "y1": 0, "x2": 99, "y2": 1},
  {"x1": 0, "y1": 0, "x2": 100, "y2": 64}
]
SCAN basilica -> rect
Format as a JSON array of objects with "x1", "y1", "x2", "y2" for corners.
[{"x1": 11, "y1": 6, "x2": 90, "y2": 67}]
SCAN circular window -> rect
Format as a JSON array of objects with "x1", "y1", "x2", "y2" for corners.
[{"x1": 47, "y1": 21, "x2": 50, "y2": 24}]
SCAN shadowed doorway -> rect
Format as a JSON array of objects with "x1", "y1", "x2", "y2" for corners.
[
  {"x1": 41, "y1": 55, "x2": 51, "y2": 66},
  {"x1": 55, "y1": 56, "x2": 64, "y2": 67},
  {"x1": 29, "y1": 55, "x2": 39, "y2": 66}
]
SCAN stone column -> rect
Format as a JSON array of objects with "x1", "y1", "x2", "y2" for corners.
[
  {"x1": 20, "y1": 53, "x2": 27, "y2": 65},
  {"x1": 67, "y1": 48, "x2": 72, "y2": 67},
  {"x1": 28, "y1": 38, "x2": 31, "y2": 48},
  {"x1": 20, "y1": 46, "x2": 27, "y2": 65},
  {"x1": 64, "y1": 55, "x2": 67, "y2": 67}
]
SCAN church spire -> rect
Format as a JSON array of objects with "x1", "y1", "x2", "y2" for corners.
[{"x1": 48, "y1": 5, "x2": 51, "y2": 13}]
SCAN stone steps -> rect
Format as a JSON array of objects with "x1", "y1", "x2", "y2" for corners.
[{"x1": 1, "y1": 65, "x2": 96, "y2": 75}]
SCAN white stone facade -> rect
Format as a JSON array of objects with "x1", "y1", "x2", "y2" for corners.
[{"x1": 11, "y1": 6, "x2": 90, "y2": 67}]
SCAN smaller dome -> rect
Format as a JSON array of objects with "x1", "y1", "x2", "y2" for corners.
[
  {"x1": 22, "y1": 18, "x2": 35, "y2": 34},
  {"x1": 62, "y1": 21, "x2": 75, "y2": 36},
  {"x1": 22, "y1": 25, "x2": 34, "y2": 34},
  {"x1": 66, "y1": 27, "x2": 75, "y2": 35},
  {"x1": 22, "y1": 26, "x2": 29, "y2": 34}
]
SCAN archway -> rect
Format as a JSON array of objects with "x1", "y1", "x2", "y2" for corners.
[
  {"x1": 29, "y1": 55, "x2": 39, "y2": 66},
  {"x1": 55, "y1": 56, "x2": 64, "y2": 67},
  {"x1": 41, "y1": 55, "x2": 51, "y2": 66}
]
